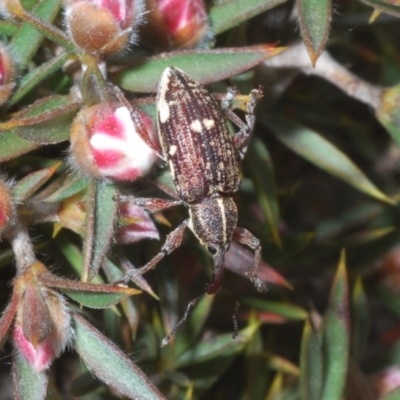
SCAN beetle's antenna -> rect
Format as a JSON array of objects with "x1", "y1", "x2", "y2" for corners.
[
  {"x1": 161, "y1": 295, "x2": 202, "y2": 347},
  {"x1": 221, "y1": 288, "x2": 240, "y2": 339}
]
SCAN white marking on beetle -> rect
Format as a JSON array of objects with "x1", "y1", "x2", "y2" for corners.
[
  {"x1": 203, "y1": 119, "x2": 215, "y2": 130},
  {"x1": 158, "y1": 68, "x2": 173, "y2": 123},
  {"x1": 217, "y1": 198, "x2": 227, "y2": 243},
  {"x1": 169, "y1": 145, "x2": 178, "y2": 156},
  {"x1": 190, "y1": 120, "x2": 202, "y2": 133}
]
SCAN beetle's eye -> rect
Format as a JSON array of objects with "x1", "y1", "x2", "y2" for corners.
[{"x1": 207, "y1": 245, "x2": 217, "y2": 255}]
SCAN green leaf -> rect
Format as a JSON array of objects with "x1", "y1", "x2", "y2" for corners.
[
  {"x1": 376, "y1": 86, "x2": 400, "y2": 149},
  {"x1": 83, "y1": 181, "x2": 118, "y2": 281},
  {"x1": 243, "y1": 298, "x2": 308, "y2": 320},
  {"x1": 9, "y1": 0, "x2": 62, "y2": 71},
  {"x1": 1, "y1": 95, "x2": 80, "y2": 144},
  {"x1": 381, "y1": 387, "x2": 400, "y2": 400},
  {"x1": 351, "y1": 277, "x2": 369, "y2": 361},
  {"x1": 12, "y1": 352, "x2": 49, "y2": 400},
  {"x1": 63, "y1": 289, "x2": 139, "y2": 309},
  {"x1": 300, "y1": 319, "x2": 323, "y2": 400},
  {"x1": 43, "y1": 175, "x2": 88, "y2": 203},
  {"x1": 12, "y1": 163, "x2": 60, "y2": 201},
  {"x1": 297, "y1": 0, "x2": 331, "y2": 66},
  {"x1": 0, "y1": 20, "x2": 18, "y2": 36},
  {"x1": 0, "y1": 130, "x2": 40, "y2": 163},
  {"x1": 209, "y1": 0, "x2": 287, "y2": 35},
  {"x1": 245, "y1": 137, "x2": 282, "y2": 248},
  {"x1": 174, "y1": 322, "x2": 259, "y2": 369},
  {"x1": 359, "y1": 0, "x2": 400, "y2": 18},
  {"x1": 72, "y1": 313, "x2": 165, "y2": 400},
  {"x1": 266, "y1": 116, "x2": 395, "y2": 205},
  {"x1": 8, "y1": 52, "x2": 74, "y2": 107},
  {"x1": 321, "y1": 251, "x2": 349, "y2": 400},
  {"x1": 114, "y1": 46, "x2": 285, "y2": 93}
]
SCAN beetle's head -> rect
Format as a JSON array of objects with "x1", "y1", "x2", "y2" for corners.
[{"x1": 188, "y1": 197, "x2": 238, "y2": 294}]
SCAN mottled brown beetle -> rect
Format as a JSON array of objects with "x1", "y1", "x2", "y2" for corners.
[{"x1": 118, "y1": 67, "x2": 267, "y2": 341}]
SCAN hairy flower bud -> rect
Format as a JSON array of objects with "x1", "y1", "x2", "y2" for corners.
[
  {"x1": 0, "y1": 43, "x2": 16, "y2": 106},
  {"x1": 64, "y1": 0, "x2": 144, "y2": 54},
  {"x1": 70, "y1": 103, "x2": 158, "y2": 181},
  {"x1": 12, "y1": 262, "x2": 72, "y2": 372},
  {"x1": 0, "y1": 178, "x2": 15, "y2": 235},
  {"x1": 140, "y1": 0, "x2": 209, "y2": 50}
]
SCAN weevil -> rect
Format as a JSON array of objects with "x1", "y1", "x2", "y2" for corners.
[{"x1": 118, "y1": 67, "x2": 267, "y2": 341}]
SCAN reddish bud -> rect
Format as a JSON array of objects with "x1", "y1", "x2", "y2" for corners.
[
  {"x1": 141, "y1": 0, "x2": 209, "y2": 50},
  {"x1": 372, "y1": 367, "x2": 400, "y2": 398},
  {"x1": 0, "y1": 43, "x2": 16, "y2": 106},
  {"x1": 0, "y1": 178, "x2": 15, "y2": 235},
  {"x1": 117, "y1": 202, "x2": 159, "y2": 243},
  {"x1": 64, "y1": 0, "x2": 144, "y2": 54},
  {"x1": 69, "y1": 103, "x2": 158, "y2": 181},
  {"x1": 13, "y1": 262, "x2": 72, "y2": 372}
]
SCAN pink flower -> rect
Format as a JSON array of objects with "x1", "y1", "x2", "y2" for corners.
[
  {"x1": 64, "y1": 0, "x2": 144, "y2": 54},
  {"x1": 0, "y1": 177, "x2": 15, "y2": 235},
  {"x1": 117, "y1": 202, "x2": 159, "y2": 243},
  {"x1": 70, "y1": 103, "x2": 158, "y2": 181},
  {"x1": 141, "y1": 0, "x2": 209, "y2": 50},
  {"x1": 12, "y1": 263, "x2": 72, "y2": 372},
  {"x1": 0, "y1": 42, "x2": 15, "y2": 106}
]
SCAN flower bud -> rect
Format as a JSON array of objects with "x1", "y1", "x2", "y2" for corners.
[
  {"x1": 140, "y1": 0, "x2": 209, "y2": 50},
  {"x1": 0, "y1": 178, "x2": 15, "y2": 235},
  {"x1": 13, "y1": 262, "x2": 72, "y2": 372},
  {"x1": 0, "y1": 43, "x2": 16, "y2": 106},
  {"x1": 117, "y1": 201, "x2": 159, "y2": 243},
  {"x1": 64, "y1": 0, "x2": 144, "y2": 55},
  {"x1": 372, "y1": 367, "x2": 400, "y2": 398},
  {"x1": 69, "y1": 103, "x2": 158, "y2": 181}
]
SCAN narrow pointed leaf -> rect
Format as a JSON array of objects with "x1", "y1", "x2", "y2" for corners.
[
  {"x1": 267, "y1": 116, "x2": 395, "y2": 205},
  {"x1": 39, "y1": 273, "x2": 141, "y2": 308},
  {"x1": 376, "y1": 86, "x2": 400, "y2": 149},
  {"x1": 300, "y1": 319, "x2": 323, "y2": 400},
  {"x1": 321, "y1": 251, "x2": 350, "y2": 400},
  {"x1": 43, "y1": 175, "x2": 88, "y2": 203},
  {"x1": 9, "y1": 0, "x2": 62, "y2": 71},
  {"x1": 1, "y1": 95, "x2": 80, "y2": 144},
  {"x1": 225, "y1": 241, "x2": 292, "y2": 289},
  {"x1": 12, "y1": 352, "x2": 49, "y2": 400},
  {"x1": 297, "y1": 0, "x2": 331, "y2": 66},
  {"x1": 0, "y1": 131, "x2": 40, "y2": 162},
  {"x1": 266, "y1": 372, "x2": 283, "y2": 400},
  {"x1": 245, "y1": 137, "x2": 282, "y2": 248},
  {"x1": 243, "y1": 299, "x2": 308, "y2": 320},
  {"x1": 209, "y1": 0, "x2": 287, "y2": 35},
  {"x1": 72, "y1": 313, "x2": 165, "y2": 400},
  {"x1": 83, "y1": 181, "x2": 118, "y2": 281},
  {"x1": 174, "y1": 322, "x2": 260, "y2": 369},
  {"x1": 115, "y1": 46, "x2": 285, "y2": 93},
  {"x1": 12, "y1": 163, "x2": 61, "y2": 201},
  {"x1": 9, "y1": 52, "x2": 74, "y2": 107},
  {"x1": 351, "y1": 277, "x2": 370, "y2": 361},
  {"x1": 359, "y1": 0, "x2": 400, "y2": 18}
]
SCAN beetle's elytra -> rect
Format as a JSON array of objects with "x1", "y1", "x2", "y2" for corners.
[{"x1": 118, "y1": 67, "x2": 267, "y2": 342}]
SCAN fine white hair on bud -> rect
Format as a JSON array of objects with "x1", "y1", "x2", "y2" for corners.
[{"x1": 63, "y1": 0, "x2": 146, "y2": 55}]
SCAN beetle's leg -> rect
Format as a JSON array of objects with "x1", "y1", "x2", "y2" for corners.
[
  {"x1": 132, "y1": 219, "x2": 189, "y2": 278},
  {"x1": 207, "y1": 245, "x2": 226, "y2": 295},
  {"x1": 222, "y1": 87, "x2": 263, "y2": 158},
  {"x1": 110, "y1": 85, "x2": 165, "y2": 161},
  {"x1": 233, "y1": 227, "x2": 268, "y2": 292},
  {"x1": 115, "y1": 195, "x2": 183, "y2": 213}
]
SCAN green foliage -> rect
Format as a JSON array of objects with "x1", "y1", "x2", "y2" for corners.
[{"x1": 1, "y1": 0, "x2": 400, "y2": 399}]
